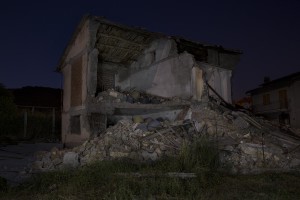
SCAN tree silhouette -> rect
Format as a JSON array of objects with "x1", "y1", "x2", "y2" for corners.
[{"x1": 0, "y1": 83, "x2": 17, "y2": 135}]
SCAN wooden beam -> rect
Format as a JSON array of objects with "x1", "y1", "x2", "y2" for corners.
[{"x1": 97, "y1": 33, "x2": 149, "y2": 47}]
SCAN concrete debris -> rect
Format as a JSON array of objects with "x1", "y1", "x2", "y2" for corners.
[
  {"x1": 62, "y1": 152, "x2": 80, "y2": 168},
  {"x1": 94, "y1": 88, "x2": 189, "y2": 105},
  {"x1": 30, "y1": 93, "x2": 300, "y2": 175}
]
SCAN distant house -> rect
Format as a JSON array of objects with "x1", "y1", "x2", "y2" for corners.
[
  {"x1": 56, "y1": 15, "x2": 242, "y2": 147},
  {"x1": 246, "y1": 72, "x2": 300, "y2": 128}
]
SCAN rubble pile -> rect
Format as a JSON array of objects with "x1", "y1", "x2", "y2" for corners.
[
  {"x1": 31, "y1": 118, "x2": 200, "y2": 172},
  {"x1": 31, "y1": 96, "x2": 300, "y2": 174},
  {"x1": 94, "y1": 88, "x2": 189, "y2": 105},
  {"x1": 190, "y1": 101, "x2": 300, "y2": 173}
]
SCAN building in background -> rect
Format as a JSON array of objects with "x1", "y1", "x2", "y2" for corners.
[
  {"x1": 246, "y1": 72, "x2": 300, "y2": 128},
  {"x1": 234, "y1": 96, "x2": 252, "y2": 110}
]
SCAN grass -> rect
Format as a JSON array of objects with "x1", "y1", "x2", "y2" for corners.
[{"x1": 0, "y1": 138, "x2": 299, "y2": 199}]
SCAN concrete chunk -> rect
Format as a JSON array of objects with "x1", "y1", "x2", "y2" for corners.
[{"x1": 63, "y1": 152, "x2": 80, "y2": 168}]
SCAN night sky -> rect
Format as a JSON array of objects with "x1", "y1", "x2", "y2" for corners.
[{"x1": 1, "y1": 0, "x2": 299, "y2": 100}]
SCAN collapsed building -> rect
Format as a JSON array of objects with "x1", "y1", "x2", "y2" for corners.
[
  {"x1": 56, "y1": 15, "x2": 241, "y2": 147},
  {"x1": 44, "y1": 16, "x2": 300, "y2": 174}
]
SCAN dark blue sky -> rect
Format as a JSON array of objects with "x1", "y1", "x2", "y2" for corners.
[{"x1": 0, "y1": 0, "x2": 299, "y2": 100}]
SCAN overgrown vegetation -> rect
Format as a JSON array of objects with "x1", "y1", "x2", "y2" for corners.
[
  {"x1": 0, "y1": 84, "x2": 61, "y2": 142},
  {"x1": 0, "y1": 83, "x2": 18, "y2": 136},
  {"x1": 0, "y1": 111, "x2": 61, "y2": 143},
  {"x1": 21, "y1": 111, "x2": 61, "y2": 141},
  {"x1": 1, "y1": 138, "x2": 299, "y2": 199}
]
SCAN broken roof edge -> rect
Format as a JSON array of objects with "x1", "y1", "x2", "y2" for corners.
[
  {"x1": 245, "y1": 71, "x2": 300, "y2": 95},
  {"x1": 55, "y1": 15, "x2": 165, "y2": 72},
  {"x1": 93, "y1": 17, "x2": 243, "y2": 54},
  {"x1": 93, "y1": 16, "x2": 168, "y2": 39},
  {"x1": 55, "y1": 15, "x2": 242, "y2": 72},
  {"x1": 172, "y1": 37, "x2": 242, "y2": 55},
  {"x1": 95, "y1": 16, "x2": 242, "y2": 55},
  {"x1": 56, "y1": 14, "x2": 91, "y2": 72}
]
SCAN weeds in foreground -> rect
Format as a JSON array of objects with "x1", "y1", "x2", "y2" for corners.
[{"x1": 0, "y1": 138, "x2": 299, "y2": 199}]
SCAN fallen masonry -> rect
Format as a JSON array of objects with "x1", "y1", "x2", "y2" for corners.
[{"x1": 30, "y1": 92, "x2": 300, "y2": 175}]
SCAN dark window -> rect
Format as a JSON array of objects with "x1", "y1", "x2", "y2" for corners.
[
  {"x1": 263, "y1": 94, "x2": 270, "y2": 105},
  {"x1": 97, "y1": 67, "x2": 115, "y2": 93},
  {"x1": 278, "y1": 90, "x2": 288, "y2": 109},
  {"x1": 70, "y1": 115, "x2": 81, "y2": 134}
]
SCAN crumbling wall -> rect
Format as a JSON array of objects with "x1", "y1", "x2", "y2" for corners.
[
  {"x1": 61, "y1": 20, "x2": 240, "y2": 147},
  {"x1": 207, "y1": 49, "x2": 240, "y2": 70},
  {"x1": 116, "y1": 49, "x2": 196, "y2": 99},
  {"x1": 130, "y1": 39, "x2": 177, "y2": 70},
  {"x1": 118, "y1": 53, "x2": 195, "y2": 98},
  {"x1": 97, "y1": 64, "x2": 116, "y2": 92},
  {"x1": 146, "y1": 52, "x2": 195, "y2": 98},
  {"x1": 199, "y1": 62, "x2": 232, "y2": 103},
  {"x1": 115, "y1": 39, "x2": 234, "y2": 102},
  {"x1": 115, "y1": 39, "x2": 179, "y2": 92}
]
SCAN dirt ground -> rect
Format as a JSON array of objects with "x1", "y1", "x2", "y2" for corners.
[{"x1": 0, "y1": 142, "x2": 62, "y2": 185}]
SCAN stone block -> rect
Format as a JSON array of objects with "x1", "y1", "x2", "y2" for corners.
[
  {"x1": 136, "y1": 123, "x2": 148, "y2": 131},
  {"x1": 63, "y1": 152, "x2": 80, "y2": 168},
  {"x1": 109, "y1": 91, "x2": 118, "y2": 98},
  {"x1": 147, "y1": 119, "x2": 161, "y2": 131},
  {"x1": 142, "y1": 150, "x2": 158, "y2": 161}
]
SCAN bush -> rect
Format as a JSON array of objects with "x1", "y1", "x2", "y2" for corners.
[
  {"x1": 178, "y1": 137, "x2": 220, "y2": 173},
  {"x1": 0, "y1": 84, "x2": 18, "y2": 136},
  {"x1": 0, "y1": 83, "x2": 61, "y2": 141}
]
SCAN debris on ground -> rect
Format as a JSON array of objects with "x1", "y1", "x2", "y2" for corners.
[
  {"x1": 93, "y1": 88, "x2": 190, "y2": 105},
  {"x1": 30, "y1": 90, "x2": 300, "y2": 175}
]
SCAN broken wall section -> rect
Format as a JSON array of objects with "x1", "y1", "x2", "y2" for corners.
[
  {"x1": 115, "y1": 39, "x2": 202, "y2": 99},
  {"x1": 115, "y1": 38, "x2": 234, "y2": 103},
  {"x1": 200, "y1": 63, "x2": 233, "y2": 103},
  {"x1": 116, "y1": 52, "x2": 196, "y2": 99}
]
